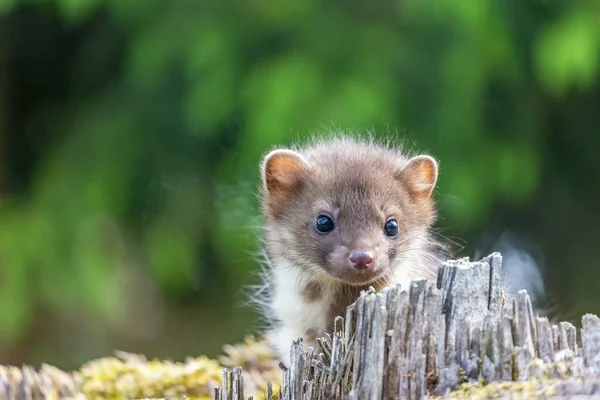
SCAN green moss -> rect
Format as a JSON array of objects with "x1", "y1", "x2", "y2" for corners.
[
  {"x1": 438, "y1": 378, "x2": 561, "y2": 399},
  {"x1": 511, "y1": 353, "x2": 519, "y2": 381},
  {"x1": 0, "y1": 336, "x2": 283, "y2": 400}
]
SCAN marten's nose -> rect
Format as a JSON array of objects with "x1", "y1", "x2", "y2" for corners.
[{"x1": 348, "y1": 251, "x2": 374, "y2": 270}]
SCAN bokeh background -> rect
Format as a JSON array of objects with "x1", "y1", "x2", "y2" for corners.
[{"x1": 1, "y1": 0, "x2": 599, "y2": 370}]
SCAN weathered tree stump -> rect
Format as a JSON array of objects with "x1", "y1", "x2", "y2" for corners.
[
  {"x1": 215, "y1": 253, "x2": 600, "y2": 400},
  {"x1": 2, "y1": 252, "x2": 600, "y2": 399}
]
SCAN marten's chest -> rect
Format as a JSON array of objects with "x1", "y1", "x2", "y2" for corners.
[{"x1": 324, "y1": 281, "x2": 392, "y2": 332}]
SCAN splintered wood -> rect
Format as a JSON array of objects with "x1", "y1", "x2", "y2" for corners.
[{"x1": 215, "y1": 253, "x2": 600, "y2": 400}]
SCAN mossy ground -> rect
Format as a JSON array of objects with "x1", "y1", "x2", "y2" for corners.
[{"x1": 1, "y1": 335, "x2": 283, "y2": 400}]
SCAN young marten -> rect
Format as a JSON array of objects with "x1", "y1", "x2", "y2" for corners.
[{"x1": 257, "y1": 135, "x2": 448, "y2": 364}]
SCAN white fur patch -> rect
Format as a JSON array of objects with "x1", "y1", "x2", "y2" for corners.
[{"x1": 270, "y1": 261, "x2": 335, "y2": 364}]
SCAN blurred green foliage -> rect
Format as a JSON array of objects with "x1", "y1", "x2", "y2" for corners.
[{"x1": 0, "y1": 0, "x2": 599, "y2": 368}]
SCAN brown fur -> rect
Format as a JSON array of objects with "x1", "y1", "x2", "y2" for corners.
[
  {"x1": 301, "y1": 281, "x2": 324, "y2": 303},
  {"x1": 327, "y1": 279, "x2": 397, "y2": 327},
  {"x1": 304, "y1": 327, "x2": 318, "y2": 344},
  {"x1": 261, "y1": 137, "x2": 442, "y2": 285},
  {"x1": 258, "y1": 135, "x2": 448, "y2": 362}
]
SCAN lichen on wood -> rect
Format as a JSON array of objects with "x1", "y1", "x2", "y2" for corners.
[{"x1": 214, "y1": 253, "x2": 600, "y2": 400}]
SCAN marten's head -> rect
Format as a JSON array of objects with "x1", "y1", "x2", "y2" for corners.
[{"x1": 260, "y1": 138, "x2": 440, "y2": 286}]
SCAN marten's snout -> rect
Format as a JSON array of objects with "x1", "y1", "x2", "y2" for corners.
[{"x1": 348, "y1": 250, "x2": 374, "y2": 270}]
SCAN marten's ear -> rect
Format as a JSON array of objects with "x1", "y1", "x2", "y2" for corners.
[
  {"x1": 398, "y1": 155, "x2": 438, "y2": 197},
  {"x1": 261, "y1": 149, "x2": 312, "y2": 215}
]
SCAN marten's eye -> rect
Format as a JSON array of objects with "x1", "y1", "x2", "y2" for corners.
[
  {"x1": 384, "y1": 219, "x2": 399, "y2": 238},
  {"x1": 315, "y1": 215, "x2": 335, "y2": 234}
]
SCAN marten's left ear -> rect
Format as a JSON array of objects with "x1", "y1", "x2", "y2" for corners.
[
  {"x1": 261, "y1": 149, "x2": 313, "y2": 215},
  {"x1": 398, "y1": 155, "x2": 438, "y2": 197}
]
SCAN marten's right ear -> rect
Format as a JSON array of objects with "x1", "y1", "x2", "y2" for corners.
[{"x1": 261, "y1": 149, "x2": 312, "y2": 215}]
